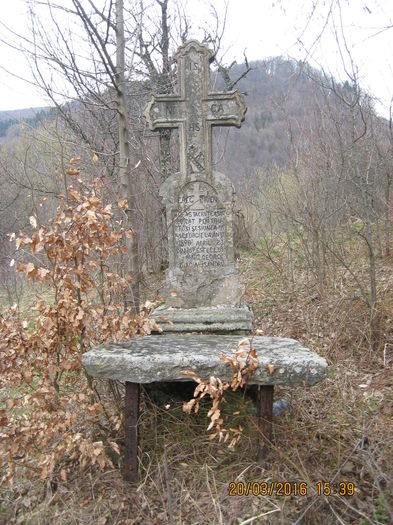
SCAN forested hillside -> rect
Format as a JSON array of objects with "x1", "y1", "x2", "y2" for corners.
[
  {"x1": 0, "y1": 107, "x2": 53, "y2": 139},
  {"x1": 215, "y1": 57, "x2": 317, "y2": 178},
  {"x1": 0, "y1": 57, "x2": 320, "y2": 268},
  {"x1": 2, "y1": 56, "x2": 388, "y2": 254}
]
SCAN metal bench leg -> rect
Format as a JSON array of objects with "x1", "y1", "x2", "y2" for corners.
[
  {"x1": 257, "y1": 385, "x2": 274, "y2": 462},
  {"x1": 124, "y1": 381, "x2": 140, "y2": 483}
]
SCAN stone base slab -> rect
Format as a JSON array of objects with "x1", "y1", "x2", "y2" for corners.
[
  {"x1": 82, "y1": 334, "x2": 328, "y2": 386},
  {"x1": 150, "y1": 305, "x2": 253, "y2": 333}
]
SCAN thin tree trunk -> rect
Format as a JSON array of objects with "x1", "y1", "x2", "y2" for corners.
[
  {"x1": 384, "y1": 177, "x2": 391, "y2": 257},
  {"x1": 116, "y1": 0, "x2": 140, "y2": 312}
]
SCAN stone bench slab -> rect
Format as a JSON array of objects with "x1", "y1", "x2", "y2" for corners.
[{"x1": 82, "y1": 334, "x2": 328, "y2": 386}]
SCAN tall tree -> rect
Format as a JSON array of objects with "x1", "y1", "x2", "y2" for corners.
[
  {"x1": 2, "y1": 0, "x2": 248, "y2": 285},
  {"x1": 116, "y1": 0, "x2": 140, "y2": 310}
]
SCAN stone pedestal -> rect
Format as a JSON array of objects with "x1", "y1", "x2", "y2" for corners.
[
  {"x1": 151, "y1": 305, "x2": 253, "y2": 333},
  {"x1": 82, "y1": 335, "x2": 328, "y2": 482}
]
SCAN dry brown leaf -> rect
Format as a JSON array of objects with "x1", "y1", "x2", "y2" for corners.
[
  {"x1": 37, "y1": 268, "x2": 50, "y2": 279},
  {"x1": 182, "y1": 370, "x2": 199, "y2": 380},
  {"x1": 267, "y1": 363, "x2": 275, "y2": 375},
  {"x1": 97, "y1": 455, "x2": 106, "y2": 469},
  {"x1": 25, "y1": 262, "x2": 35, "y2": 275},
  {"x1": 159, "y1": 315, "x2": 174, "y2": 326},
  {"x1": 109, "y1": 441, "x2": 120, "y2": 454},
  {"x1": 238, "y1": 338, "x2": 250, "y2": 346},
  {"x1": 69, "y1": 188, "x2": 82, "y2": 202},
  {"x1": 182, "y1": 399, "x2": 197, "y2": 414}
]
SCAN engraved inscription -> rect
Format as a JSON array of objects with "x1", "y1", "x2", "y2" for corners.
[
  {"x1": 178, "y1": 181, "x2": 218, "y2": 210},
  {"x1": 166, "y1": 103, "x2": 175, "y2": 115},
  {"x1": 187, "y1": 61, "x2": 199, "y2": 71},
  {"x1": 174, "y1": 181, "x2": 225, "y2": 269},
  {"x1": 174, "y1": 209, "x2": 226, "y2": 269},
  {"x1": 187, "y1": 144, "x2": 205, "y2": 173},
  {"x1": 211, "y1": 103, "x2": 224, "y2": 116}
]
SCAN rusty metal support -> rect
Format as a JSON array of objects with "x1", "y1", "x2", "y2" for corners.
[
  {"x1": 257, "y1": 385, "x2": 274, "y2": 462},
  {"x1": 124, "y1": 381, "x2": 140, "y2": 483}
]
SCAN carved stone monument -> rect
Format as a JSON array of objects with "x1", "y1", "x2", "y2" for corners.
[
  {"x1": 144, "y1": 40, "x2": 253, "y2": 332},
  {"x1": 82, "y1": 40, "x2": 329, "y2": 484}
]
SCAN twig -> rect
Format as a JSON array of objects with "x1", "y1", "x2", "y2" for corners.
[
  {"x1": 339, "y1": 495, "x2": 382, "y2": 523},
  {"x1": 294, "y1": 423, "x2": 374, "y2": 524},
  {"x1": 163, "y1": 443, "x2": 174, "y2": 525},
  {"x1": 325, "y1": 497, "x2": 347, "y2": 525},
  {"x1": 382, "y1": 342, "x2": 392, "y2": 367},
  {"x1": 293, "y1": 497, "x2": 319, "y2": 525},
  {"x1": 239, "y1": 507, "x2": 280, "y2": 525},
  {"x1": 205, "y1": 465, "x2": 223, "y2": 525}
]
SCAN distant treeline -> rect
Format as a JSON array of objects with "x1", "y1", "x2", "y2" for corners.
[{"x1": 0, "y1": 108, "x2": 54, "y2": 137}]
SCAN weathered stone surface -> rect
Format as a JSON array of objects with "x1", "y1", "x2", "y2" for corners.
[
  {"x1": 144, "y1": 40, "x2": 247, "y2": 184},
  {"x1": 151, "y1": 305, "x2": 253, "y2": 332},
  {"x1": 144, "y1": 40, "x2": 248, "y2": 309},
  {"x1": 82, "y1": 335, "x2": 328, "y2": 386},
  {"x1": 159, "y1": 171, "x2": 244, "y2": 307}
]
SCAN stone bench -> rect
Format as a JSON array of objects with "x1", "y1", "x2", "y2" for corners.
[{"x1": 82, "y1": 334, "x2": 328, "y2": 482}]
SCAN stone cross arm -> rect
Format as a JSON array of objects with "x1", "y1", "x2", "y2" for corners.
[
  {"x1": 144, "y1": 89, "x2": 247, "y2": 130},
  {"x1": 144, "y1": 40, "x2": 247, "y2": 179}
]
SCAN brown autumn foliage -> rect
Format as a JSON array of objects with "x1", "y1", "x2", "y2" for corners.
[
  {"x1": 0, "y1": 162, "x2": 161, "y2": 485},
  {"x1": 183, "y1": 338, "x2": 258, "y2": 448}
]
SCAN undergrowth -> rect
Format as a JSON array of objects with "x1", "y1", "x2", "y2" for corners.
[
  {"x1": 1, "y1": 189, "x2": 392, "y2": 523},
  {"x1": 0, "y1": 162, "x2": 160, "y2": 496}
]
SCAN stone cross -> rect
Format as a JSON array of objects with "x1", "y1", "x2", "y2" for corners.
[
  {"x1": 144, "y1": 40, "x2": 247, "y2": 181},
  {"x1": 144, "y1": 40, "x2": 250, "y2": 322}
]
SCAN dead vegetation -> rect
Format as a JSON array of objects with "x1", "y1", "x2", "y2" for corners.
[{"x1": 1, "y1": 236, "x2": 392, "y2": 524}]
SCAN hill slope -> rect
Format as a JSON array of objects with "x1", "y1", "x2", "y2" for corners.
[{"x1": 0, "y1": 107, "x2": 53, "y2": 139}]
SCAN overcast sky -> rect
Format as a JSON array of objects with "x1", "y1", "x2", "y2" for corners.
[{"x1": 0, "y1": 0, "x2": 392, "y2": 116}]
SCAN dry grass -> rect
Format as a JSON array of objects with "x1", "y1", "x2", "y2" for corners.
[{"x1": 1, "y1": 250, "x2": 393, "y2": 524}]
